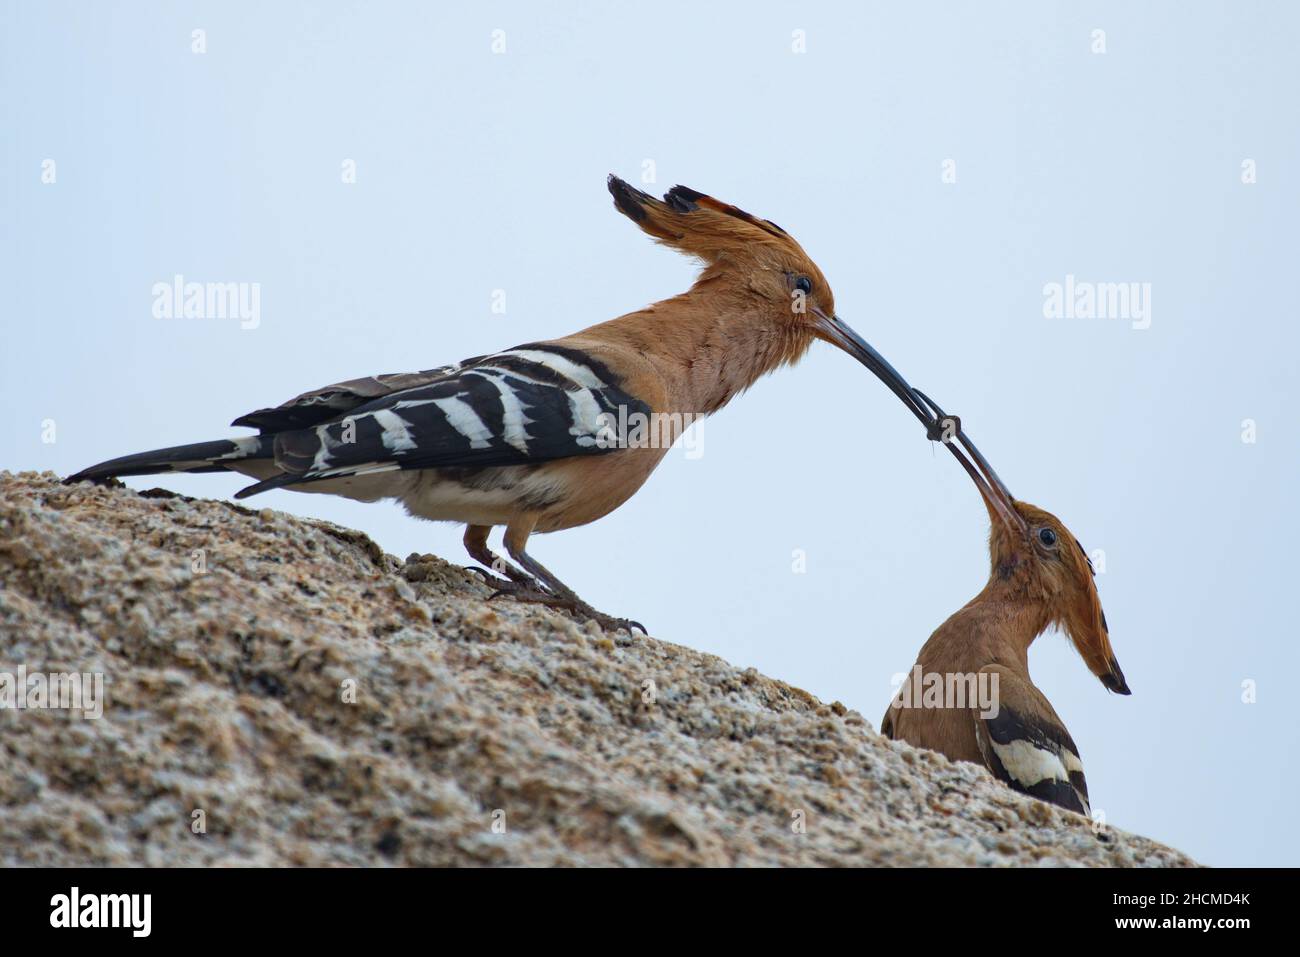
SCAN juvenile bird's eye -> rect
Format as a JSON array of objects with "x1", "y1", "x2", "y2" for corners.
[
  {"x1": 794, "y1": 276, "x2": 813, "y2": 294},
  {"x1": 1038, "y1": 528, "x2": 1058, "y2": 547}
]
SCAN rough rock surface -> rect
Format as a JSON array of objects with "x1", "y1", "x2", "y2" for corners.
[{"x1": 0, "y1": 471, "x2": 1195, "y2": 867}]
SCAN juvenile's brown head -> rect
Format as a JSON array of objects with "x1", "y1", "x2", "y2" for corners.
[
  {"x1": 987, "y1": 500, "x2": 1129, "y2": 695},
  {"x1": 608, "y1": 176, "x2": 903, "y2": 379}
]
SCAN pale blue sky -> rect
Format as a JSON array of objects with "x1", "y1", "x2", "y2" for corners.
[{"x1": 4, "y1": 1, "x2": 1297, "y2": 867}]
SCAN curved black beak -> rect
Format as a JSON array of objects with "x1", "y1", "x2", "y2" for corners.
[
  {"x1": 811, "y1": 309, "x2": 1026, "y2": 536},
  {"x1": 810, "y1": 310, "x2": 938, "y2": 434}
]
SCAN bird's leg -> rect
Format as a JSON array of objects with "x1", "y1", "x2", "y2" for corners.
[
  {"x1": 462, "y1": 524, "x2": 540, "y2": 591},
  {"x1": 500, "y1": 524, "x2": 646, "y2": 635}
]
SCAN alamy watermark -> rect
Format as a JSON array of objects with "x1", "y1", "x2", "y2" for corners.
[
  {"x1": 0, "y1": 665, "x2": 105, "y2": 719},
  {"x1": 889, "y1": 665, "x2": 1000, "y2": 719},
  {"x1": 50, "y1": 887, "x2": 150, "y2": 937},
  {"x1": 590, "y1": 406, "x2": 705, "y2": 459},
  {"x1": 152, "y1": 274, "x2": 260, "y2": 330},
  {"x1": 1042, "y1": 274, "x2": 1151, "y2": 330}
]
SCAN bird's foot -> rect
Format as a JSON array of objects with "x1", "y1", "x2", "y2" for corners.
[
  {"x1": 562, "y1": 601, "x2": 647, "y2": 636},
  {"x1": 465, "y1": 564, "x2": 538, "y2": 591},
  {"x1": 484, "y1": 579, "x2": 646, "y2": 635},
  {"x1": 464, "y1": 565, "x2": 515, "y2": 590},
  {"x1": 480, "y1": 576, "x2": 554, "y2": 602}
]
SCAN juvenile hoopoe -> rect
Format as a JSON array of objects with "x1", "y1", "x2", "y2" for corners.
[
  {"x1": 67, "y1": 175, "x2": 904, "y2": 632},
  {"x1": 862, "y1": 372, "x2": 1130, "y2": 815}
]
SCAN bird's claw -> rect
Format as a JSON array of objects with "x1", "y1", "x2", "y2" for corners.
[
  {"x1": 578, "y1": 611, "x2": 648, "y2": 636},
  {"x1": 488, "y1": 585, "x2": 553, "y2": 603},
  {"x1": 480, "y1": 580, "x2": 646, "y2": 635},
  {"x1": 464, "y1": 565, "x2": 517, "y2": 590}
]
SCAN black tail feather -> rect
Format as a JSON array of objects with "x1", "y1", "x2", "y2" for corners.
[{"x1": 64, "y1": 437, "x2": 271, "y2": 485}]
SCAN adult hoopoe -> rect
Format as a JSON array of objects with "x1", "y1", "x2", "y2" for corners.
[
  {"x1": 864, "y1": 372, "x2": 1130, "y2": 816},
  {"x1": 67, "y1": 175, "x2": 903, "y2": 633}
]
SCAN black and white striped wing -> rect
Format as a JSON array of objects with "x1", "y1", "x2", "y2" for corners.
[
  {"x1": 233, "y1": 345, "x2": 651, "y2": 498},
  {"x1": 974, "y1": 668, "x2": 1091, "y2": 816},
  {"x1": 230, "y1": 361, "x2": 481, "y2": 433}
]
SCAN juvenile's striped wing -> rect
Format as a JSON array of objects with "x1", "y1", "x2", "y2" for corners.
[
  {"x1": 974, "y1": 665, "x2": 1091, "y2": 816},
  {"x1": 233, "y1": 344, "x2": 651, "y2": 498}
]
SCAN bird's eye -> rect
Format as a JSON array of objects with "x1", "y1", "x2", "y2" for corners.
[
  {"x1": 794, "y1": 276, "x2": 813, "y2": 294},
  {"x1": 1038, "y1": 528, "x2": 1058, "y2": 547}
]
